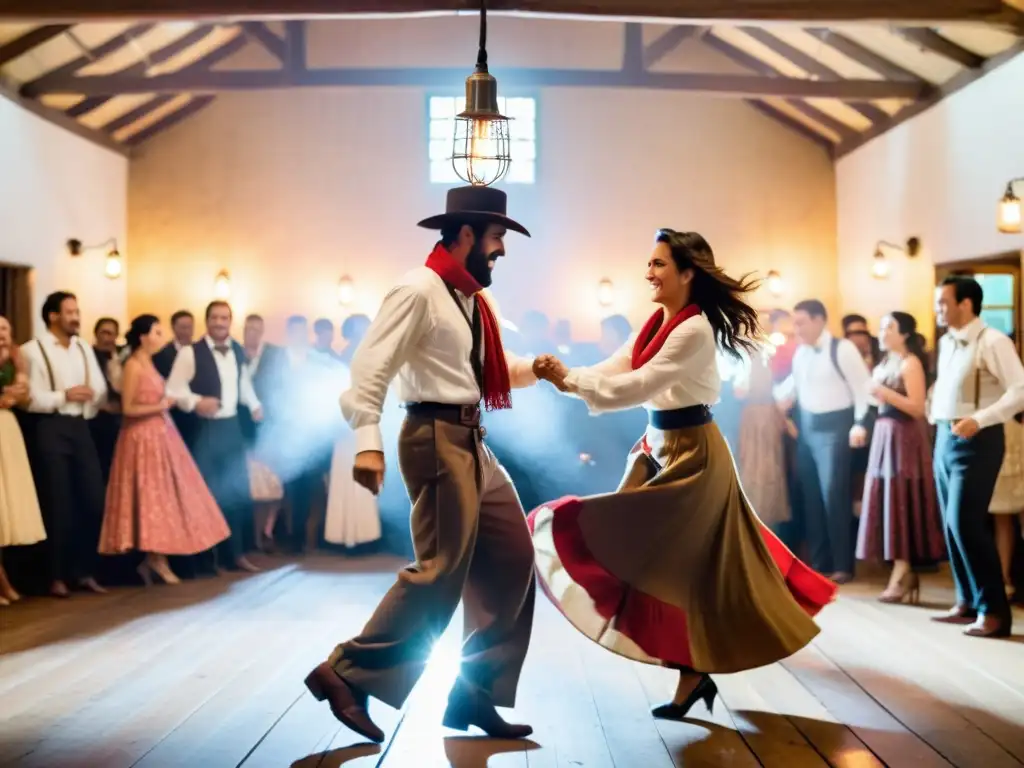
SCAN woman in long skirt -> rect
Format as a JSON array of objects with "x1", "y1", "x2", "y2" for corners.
[
  {"x1": 99, "y1": 315, "x2": 231, "y2": 583},
  {"x1": 0, "y1": 315, "x2": 47, "y2": 604},
  {"x1": 856, "y1": 311, "x2": 944, "y2": 603},
  {"x1": 531, "y1": 230, "x2": 837, "y2": 720}
]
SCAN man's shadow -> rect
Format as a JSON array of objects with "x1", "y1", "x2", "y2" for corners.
[{"x1": 292, "y1": 737, "x2": 540, "y2": 768}]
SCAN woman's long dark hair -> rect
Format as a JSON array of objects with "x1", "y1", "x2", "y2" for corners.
[
  {"x1": 125, "y1": 314, "x2": 160, "y2": 352},
  {"x1": 889, "y1": 310, "x2": 931, "y2": 384},
  {"x1": 655, "y1": 229, "x2": 762, "y2": 359}
]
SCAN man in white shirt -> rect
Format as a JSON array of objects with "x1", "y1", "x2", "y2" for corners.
[
  {"x1": 930, "y1": 276, "x2": 1022, "y2": 638},
  {"x1": 776, "y1": 299, "x2": 872, "y2": 584},
  {"x1": 305, "y1": 186, "x2": 540, "y2": 744},
  {"x1": 21, "y1": 291, "x2": 108, "y2": 598},
  {"x1": 166, "y1": 301, "x2": 262, "y2": 573}
]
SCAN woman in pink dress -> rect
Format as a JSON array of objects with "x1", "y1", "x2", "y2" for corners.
[{"x1": 98, "y1": 315, "x2": 231, "y2": 584}]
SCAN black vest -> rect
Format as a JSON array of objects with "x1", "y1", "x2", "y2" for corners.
[{"x1": 191, "y1": 339, "x2": 245, "y2": 400}]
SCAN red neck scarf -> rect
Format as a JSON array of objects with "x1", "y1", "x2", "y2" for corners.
[
  {"x1": 425, "y1": 243, "x2": 512, "y2": 411},
  {"x1": 631, "y1": 304, "x2": 701, "y2": 370}
]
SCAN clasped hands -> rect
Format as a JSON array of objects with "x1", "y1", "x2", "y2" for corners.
[{"x1": 533, "y1": 354, "x2": 570, "y2": 392}]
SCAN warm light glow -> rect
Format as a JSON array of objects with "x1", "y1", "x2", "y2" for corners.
[
  {"x1": 997, "y1": 188, "x2": 1022, "y2": 234},
  {"x1": 453, "y1": 114, "x2": 511, "y2": 188},
  {"x1": 213, "y1": 269, "x2": 231, "y2": 300},
  {"x1": 871, "y1": 251, "x2": 890, "y2": 279},
  {"x1": 468, "y1": 119, "x2": 498, "y2": 185},
  {"x1": 597, "y1": 278, "x2": 614, "y2": 307},
  {"x1": 337, "y1": 275, "x2": 354, "y2": 306},
  {"x1": 768, "y1": 331, "x2": 787, "y2": 347},
  {"x1": 104, "y1": 250, "x2": 122, "y2": 280},
  {"x1": 765, "y1": 270, "x2": 784, "y2": 297}
]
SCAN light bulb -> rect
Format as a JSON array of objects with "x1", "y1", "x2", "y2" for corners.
[
  {"x1": 871, "y1": 252, "x2": 890, "y2": 279},
  {"x1": 104, "y1": 250, "x2": 122, "y2": 279},
  {"x1": 768, "y1": 331, "x2": 786, "y2": 347},
  {"x1": 466, "y1": 119, "x2": 500, "y2": 186},
  {"x1": 997, "y1": 191, "x2": 1022, "y2": 234},
  {"x1": 213, "y1": 270, "x2": 231, "y2": 300},
  {"x1": 765, "y1": 270, "x2": 784, "y2": 296},
  {"x1": 337, "y1": 275, "x2": 354, "y2": 306},
  {"x1": 597, "y1": 278, "x2": 614, "y2": 308}
]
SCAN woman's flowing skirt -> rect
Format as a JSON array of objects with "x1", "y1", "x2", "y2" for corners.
[
  {"x1": 0, "y1": 409, "x2": 46, "y2": 547},
  {"x1": 99, "y1": 413, "x2": 231, "y2": 555},
  {"x1": 527, "y1": 421, "x2": 836, "y2": 673},
  {"x1": 856, "y1": 416, "x2": 945, "y2": 564}
]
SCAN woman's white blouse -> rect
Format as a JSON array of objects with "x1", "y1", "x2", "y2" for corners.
[{"x1": 564, "y1": 313, "x2": 720, "y2": 414}]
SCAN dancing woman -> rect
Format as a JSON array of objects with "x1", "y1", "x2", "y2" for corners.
[{"x1": 531, "y1": 229, "x2": 837, "y2": 719}]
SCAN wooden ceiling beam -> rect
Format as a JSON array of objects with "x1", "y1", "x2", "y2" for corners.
[
  {"x1": 643, "y1": 25, "x2": 698, "y2": 69},
  {"x1": 835, "y1": 37, "x2": 1024, "y2": 157},
  {"x1": 0, "y1": 0, "x2": 1015, "y2": 24},
  {"x1": 20, "y1": 23, "x2": 156, "y2": 95},
  {"x1": 241, "y1": 21, "x2": 286, "y2": 61},
  {"x1": 896, "y1": 28, "x2": 986, "y2": 68},
  {"x1": 747, "y1": 99, "x2": 835, "y2": 155},
  {"x1": 0, "y1": 77, "x2": 129, "y2": 155},
  {"x1": 61, "y1": 24, "x2": 219, "y2": 116},
  {"x1": 0, "y1": 24, "x2": 71, "y2": 66},
  {"x1": 702, "y1": 33, "x2": 842, "y2": 147},
  {"x1": 738, "y1": 27, "x2": 889, "y2": 123},
  {"x1": 22, "y1": 65, "x2": 931, "y2": 99},
  {"x1": 125, "y1": 94, "x2": 214, "y2": 145},
  {"x1": 804, "y1": 27, "x2": 925, "y2": 82}
]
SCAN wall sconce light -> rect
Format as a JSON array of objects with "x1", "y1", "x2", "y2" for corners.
[
  {"x1": 872, "y1": 237, "x2": 921, "y2": 280},
  {"x1": 998, "y1": 178, "x2": 1023, "y2": 234},
  {"x1": 104, "y1": 248, "x2": 123, "y2": 280},
  {"x1": 597, "y1": 278, "x2": 614, "y2": 308},
  {"x1": 451, "y1": 0, "x2": 511, "y2": 187},
  {"x1": 337, "y1": 275, "x2": 355, "y2": 306},
  {"x1": 213, "y1": 269, "x2": 231, "y2": 300},
  {"x1": 765, "y1": 270, "x2": 784, "y2": 297},
  {"x1": 67, "y1": 237, "x2": 123, "y2": 279}
]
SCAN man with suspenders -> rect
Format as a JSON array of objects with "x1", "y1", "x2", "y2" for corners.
[
  {"x1": 304, "y1": 186, "x2": 541, "y2": 744},
  {"x1": 776, "y1": 299, "x2": 872, "y2": 584},
  {"x1": 931, "y1": 276, "x2": 1024, "y2": 638},
  {"x1": 21, "y1": 291, "x2": 108, "y2": 598}
]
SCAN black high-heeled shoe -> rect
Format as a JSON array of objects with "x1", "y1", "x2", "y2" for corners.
[{"x1": 652, "y1": 674, "x2": 718, "y2": 721}]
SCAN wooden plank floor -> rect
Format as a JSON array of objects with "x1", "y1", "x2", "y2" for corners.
[{"x1": 1, "y1": 554, "x2": 1021, "y2": 768}]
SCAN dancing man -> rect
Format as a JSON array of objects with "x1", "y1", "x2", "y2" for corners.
[{"x1": 305, "y1": 185, "x2": 540, "y2": 743}]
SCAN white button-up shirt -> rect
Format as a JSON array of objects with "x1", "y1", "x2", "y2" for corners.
[
  {"x1": 929, "y1": 317, "x2": 1024, "y2": 428},
  {"x1": 775, "y1": 330, "x2": 872, "y2": 421},
  {"x1": 23, "y1": 331, "x2": 107, "y2": 418},
  {"x1": 340, "y1": 266, "x2": 536, "y2": 455},
  {"x1": 166, "y1": 336, "x2": 261, "y2": 420}
]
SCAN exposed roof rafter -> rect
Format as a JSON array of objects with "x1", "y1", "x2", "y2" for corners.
[
  {"x1": 0, "y1": 24, "x2": 71, "y2": 66},
  {"x1": 0, "y1": 0, "x2": 1018, "y2": 27}
]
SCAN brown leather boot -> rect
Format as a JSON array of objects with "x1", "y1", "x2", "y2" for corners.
[
  {"x1": 304, "y1": 663, "x2": 385, "y2": 743},
  {"x1": 442, "y1": 680, "x2": 533, "y2": 739}
]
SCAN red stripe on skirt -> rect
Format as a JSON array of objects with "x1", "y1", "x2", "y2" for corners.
[{"x1": 528, "y1": 496, "x2": 837, "y2": 669}]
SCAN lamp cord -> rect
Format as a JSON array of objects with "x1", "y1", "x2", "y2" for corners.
[{"x1": 476, "y1": 0, "x2": 488, "y2": 71}]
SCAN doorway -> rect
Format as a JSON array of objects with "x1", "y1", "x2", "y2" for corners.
[{"x1": 0, "y1": 263, "x2": 33, "y2": 343}]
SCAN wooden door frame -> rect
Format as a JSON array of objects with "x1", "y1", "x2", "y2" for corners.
[
  {"x1": 0, "y1": 261, "x2": 35, "y2": 345},
  {"x1": 935, "y1": 250, "x2": 1023, "y2": 354}
]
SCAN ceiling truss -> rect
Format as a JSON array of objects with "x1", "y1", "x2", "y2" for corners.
[{"x1": 0, "y1": 5, "x2": 1020, "y2": 158}]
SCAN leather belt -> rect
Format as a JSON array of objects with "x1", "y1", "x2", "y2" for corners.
[{"x1": 405, "y1": 402, "x2": 483, "y2": 430}]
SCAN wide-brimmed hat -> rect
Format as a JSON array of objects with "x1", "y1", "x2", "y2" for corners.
[{"x1": 417, "y1": 185, "x2": 530, "y2": 237}]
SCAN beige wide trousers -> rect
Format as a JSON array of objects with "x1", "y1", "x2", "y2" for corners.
[{"x1": 329, "y1": 415, "x2": 536, "y2": 709}]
